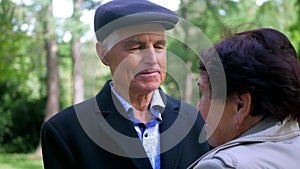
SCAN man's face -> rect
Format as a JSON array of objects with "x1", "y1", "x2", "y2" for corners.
[{"x1": 101, "y1": 24, "x2": 167, "y2": 96}]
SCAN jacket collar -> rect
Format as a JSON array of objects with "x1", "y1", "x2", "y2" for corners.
[
  {"x1": 95, "y1": 80, "x2": 184, "y2": 169},
  {"x1": 236, "y1": 117, "x2": 300, "y2": 142},
  {"x1": 188, "y1": 117, "x2": 300, "y2": 168}
]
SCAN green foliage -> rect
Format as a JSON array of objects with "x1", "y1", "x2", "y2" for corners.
[
  {"x1": 165, "y1": 0, "x2": 300, "y2": 101},
  {"x1": 81, "y1": 40, "x2": 111, "y2": 99},
  {"x1": 0, "y1": 82, "x2": 46, "y2": 153},
  {"x1": 289, "y1": 0, "x2": 300, "y2": 59},
  {"x1": 0, "y1": 0, "x2": 46, "y2": 153},
  {"x1": 57, "y1": 42, "x2": 73, "y2": 107},
  {"x1": 0, "y1": 154, "x2": 43, "y2": 169}
]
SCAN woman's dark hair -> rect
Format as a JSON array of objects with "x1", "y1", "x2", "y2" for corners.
[{"x1": 200, "y1": 28, "x2": 300, "y2": 121}]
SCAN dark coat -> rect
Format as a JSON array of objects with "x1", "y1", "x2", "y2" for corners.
[{"x1": 41, "y1": 80, "x2": 209, "y2": 169}]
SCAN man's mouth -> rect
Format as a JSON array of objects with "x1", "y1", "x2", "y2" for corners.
[{"x1": 136, "y1": 69, "x2": 160, "y2": 76}]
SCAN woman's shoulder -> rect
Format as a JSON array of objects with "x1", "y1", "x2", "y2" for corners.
[
  {"x1": 210, "y1": 136, "x2": 300, "y2": 169},
  {"x1": 193, "y1": 158, "x2": 230, "y2": 169}
]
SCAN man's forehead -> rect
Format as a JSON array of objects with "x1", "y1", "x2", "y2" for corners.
[
  {"x1": 103, "y1": 24, "x2": 165, "y2": 50},
  {"x1": 124, "y1": 34, "x2": 166, "y2": 42}
]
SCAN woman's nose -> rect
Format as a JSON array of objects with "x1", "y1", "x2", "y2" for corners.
[{"x1": 196, "y1": 101, "x2": 201, "y2": 112}]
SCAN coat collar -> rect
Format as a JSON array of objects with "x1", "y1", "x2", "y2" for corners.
[
  {"x1": 95, "y1": 80, "x2": 184, "y2": 169},
  {"x1": 188, "y1": 117, "x2": 300, "y2": 169},
  {"x1": 236, "y1": 117, "x2": 300, "y2": 142}
]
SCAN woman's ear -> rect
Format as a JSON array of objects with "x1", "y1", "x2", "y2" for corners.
[
  {"x1": 234, "y1": 92, "x2": 252, "y2": 125},
  {"x1": 96, "y1": 42, "x2": 110, "y2": 66}
]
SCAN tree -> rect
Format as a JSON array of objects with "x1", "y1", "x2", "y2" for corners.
[
  {"x1": 34, "y1": 0, "x2": 59, "y2": 156},
  {"x1": 71, "y1": 0, "x2": 85, "y2": 104},
  {"x1": 43, "y1": 1, "x2": 60, "y2": 126},
  {"x1": 165, "y1": 0, "x2": 298, "y2": 104},
  {"x1": 0, "y1": 0, "x2": 46, "y2": 153},
  {"x1": 290, "y1": 0, "x2": 300, "y2": 59}
]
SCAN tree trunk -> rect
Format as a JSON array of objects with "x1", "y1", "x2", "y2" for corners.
[
  {"x1": 72, "y1": 0, "x2": 84, "y2": 104},
  {"x1": 180, "y1": 0, "x2": 193, "y2": 102},
  {"x1": 184, "y1": 62, "x2": 193, "y2": 103},
  {"x1": 36, "y1": 0, "x2": 59, "y2": 157},
  {"x1": 72, "y1": 40, "x2": 84, "y2": 104},
  {"x1": 45, "y1": 39, "x2": 59, "y2": 121}
]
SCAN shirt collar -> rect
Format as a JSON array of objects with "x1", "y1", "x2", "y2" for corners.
[
  {"x1": 109, "y1": 82, "x2": 133, "y2": 113},
  {"x1": 109, "y1": 81, "x2": 165, "y2": 121}
]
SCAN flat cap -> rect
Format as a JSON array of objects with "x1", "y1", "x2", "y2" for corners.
[{"x1": 94, "y1": 0, "x2": 178, "y2": 41}]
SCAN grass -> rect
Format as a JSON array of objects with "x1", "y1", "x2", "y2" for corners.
[{"x1": 0, "y1": 154, "x2": 43, "y2": 169}]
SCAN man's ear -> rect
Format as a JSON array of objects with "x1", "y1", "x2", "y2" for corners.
[
  {"x1": 96, "y1": 42, "x2": 110, "y2": 66},
  {"x1": 234, "y1": 92, "x2": 252, "y2": 125}
]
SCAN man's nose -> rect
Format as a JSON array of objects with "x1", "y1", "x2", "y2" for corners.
[{"x1": 142, "y1": 47, "x2": 157, "y2": 64}]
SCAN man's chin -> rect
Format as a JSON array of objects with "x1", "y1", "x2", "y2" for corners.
[{"x1": 130, "y1": 83, "x2": 161, "y2": 94}]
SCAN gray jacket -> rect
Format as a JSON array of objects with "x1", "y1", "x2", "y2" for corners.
[{"x1": 189, "y1": 118, "x2": 300, "y2": 169}]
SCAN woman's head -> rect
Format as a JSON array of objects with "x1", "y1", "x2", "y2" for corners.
[{"x1": 198, "y1": 28, "x2": 300, "y2": 146}]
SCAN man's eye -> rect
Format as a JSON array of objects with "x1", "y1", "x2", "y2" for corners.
[
  {"x1": 155, "y1": 45, "x2": 165, "y2": 49},
  {"x1": 130, "y1": 47, "x2": 140, "y2": 50},
  {"x1": 129, "y1": 46, "x2": 143, "y2": 50}
]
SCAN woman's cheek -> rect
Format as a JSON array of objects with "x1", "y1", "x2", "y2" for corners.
[{"x1": 198, "y1": 97, "x2": 210, "y2": 120}]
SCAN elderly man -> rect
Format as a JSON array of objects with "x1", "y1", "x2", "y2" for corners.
[{"x1": 41, "y1": 1, "x2": 209, "y2": 169}]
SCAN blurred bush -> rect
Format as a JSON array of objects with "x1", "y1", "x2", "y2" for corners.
[{"x1": 0, "y1": 82, "x2": 45, "y2": 153}]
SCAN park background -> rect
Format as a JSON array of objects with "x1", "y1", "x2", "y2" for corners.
[{"x1": 1, "y1": 0, "x2": 300, "y2": 168}]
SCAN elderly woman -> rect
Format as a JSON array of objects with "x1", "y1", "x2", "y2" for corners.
[{"x1": 190, "y1": 28, "x2": 300, "y2": 169}]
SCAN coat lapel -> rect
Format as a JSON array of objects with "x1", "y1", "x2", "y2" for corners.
[
  {"x1": 96, "y1": 81, "x2": 152, "y2": 168},
  {"x1": 159, "y1": 92, "x2": 183, "y2": 169},
  {"x1": 95, "y1": 81, "x2": 189, "y2": 169}
]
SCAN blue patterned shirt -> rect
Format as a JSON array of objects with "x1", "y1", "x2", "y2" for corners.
[{"x1": 110, "y1": 82, "x2": 165, "y2": 169}]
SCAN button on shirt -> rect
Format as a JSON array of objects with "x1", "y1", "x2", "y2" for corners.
[{"x1": 110, "y1": 82, "x2": 165, "y2": 169}]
